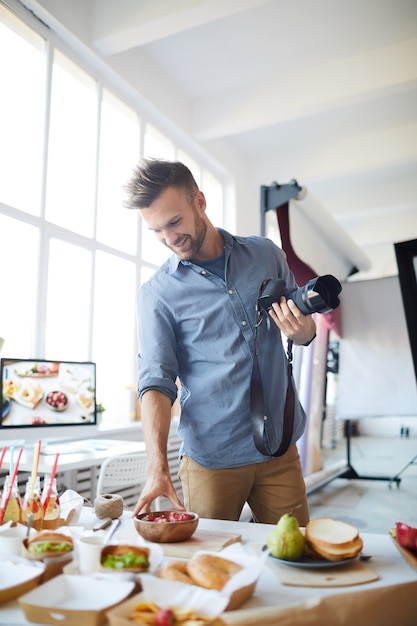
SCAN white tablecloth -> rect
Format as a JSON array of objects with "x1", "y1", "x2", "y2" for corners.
[{"x1": 1, "y1": 508, "x2": 416, "y2": 626}]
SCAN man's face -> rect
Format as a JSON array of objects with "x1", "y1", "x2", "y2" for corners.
[{"x1": 140, "y1": 186, "x2": 208, "y2": 261}]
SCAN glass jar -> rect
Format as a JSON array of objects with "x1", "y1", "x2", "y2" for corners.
[
  {"x1": 42, "y1": 476, "x2": 60, "y2": 530},
  {"x1": 0, "y1": 475, "x2": 22, "y2": 524},
  {"x1": 21, "y1": 476, "x2": 43, "y2": 531}
]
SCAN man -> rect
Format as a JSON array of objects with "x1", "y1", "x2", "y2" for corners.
[{"x1": 124, "y1": 158, "x2": 316, "y2": 525}]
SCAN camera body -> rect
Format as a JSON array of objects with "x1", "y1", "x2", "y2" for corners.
[{"x1": 258, "y1": 274, "x2": 342, "y2": 316}]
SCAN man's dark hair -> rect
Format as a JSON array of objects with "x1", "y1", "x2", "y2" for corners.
[{"x1": 123, "y1": 158, "x2": 199, "y2": 209}]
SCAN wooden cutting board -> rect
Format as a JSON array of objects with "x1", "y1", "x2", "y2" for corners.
[
  {"x1": 274, "y1": 560, "x2": 379, "y2": 587},
  {"x1": 159, "y1": 529, "x2": 242, "y2": 558}
]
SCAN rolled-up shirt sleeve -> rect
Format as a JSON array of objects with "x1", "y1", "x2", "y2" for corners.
[{"x1": 137, "y1": 280, "x2": 179, "y2": 405}]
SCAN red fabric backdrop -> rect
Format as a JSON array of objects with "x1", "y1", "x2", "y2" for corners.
[{"x1": 275, "y1": 203, "x2": 341, "y2": 336}]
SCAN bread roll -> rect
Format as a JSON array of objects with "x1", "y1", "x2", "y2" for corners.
[{"x1": 187, "y1": 554, "x2": 242, "y2": 590}]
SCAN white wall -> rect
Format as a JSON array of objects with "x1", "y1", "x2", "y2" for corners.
[
  {"x1": 358, "y1": 416, "x2": 417, "y2": 438},
  {"x1": 336, "y1": 275, "x2": 417, "y2": 420}
]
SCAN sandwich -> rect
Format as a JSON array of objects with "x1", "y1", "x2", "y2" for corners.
[
  {"x1": 100, "y1": 544, "x2": 150, "y2": 572},
  {"x1": 26, "y1": 531, "x2": 74, "y2": 559}
]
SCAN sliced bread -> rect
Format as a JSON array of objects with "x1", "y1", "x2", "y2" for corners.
[
  {"x1": 308, "y1": 535, "x2": 363, "y2": 561},
  {"x1": 305, "y1": 517, "x2": 363, "y2": 561},
  {"x1": 305, "y1": 517, "x2": 359, "y2": 548}
]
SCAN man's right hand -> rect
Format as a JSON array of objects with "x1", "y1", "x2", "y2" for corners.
[{"x1": 132, "y1": 473, "x2": 185, "y2": 517}]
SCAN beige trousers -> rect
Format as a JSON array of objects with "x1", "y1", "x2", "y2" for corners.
[{"x1": 178, "y1": 444, "x2": 309, "y2": 526}]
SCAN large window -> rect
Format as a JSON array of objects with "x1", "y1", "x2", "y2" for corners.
[
  {"x1": 0, "y1": 1, "x2": 225, "y2": 425},
  {"x1": 0, "y1": 4, "x2": 45, "y2": 214}
]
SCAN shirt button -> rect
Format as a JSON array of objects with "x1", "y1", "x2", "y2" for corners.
[
  {"x1": 228, "y1": 289, "x2": 233, "y2": 295},
  {"x1": 201, "y1": 270, "x2": 207, "y2": 275},
  {"x1": 241, "y1": 321, "x2": 247, "y2": 326}
]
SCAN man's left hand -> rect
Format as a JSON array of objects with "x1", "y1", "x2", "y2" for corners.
[{"x1": 268, "y1": 296, "x2": 317, "y2": 345}]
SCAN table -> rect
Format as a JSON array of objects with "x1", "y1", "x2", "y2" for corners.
[
  {"x1": 0, "y1": 439, "x2": 146, "y2": 501},
  {"x1": 1, "y1": 510, "x2": 416, "y2": 626}
]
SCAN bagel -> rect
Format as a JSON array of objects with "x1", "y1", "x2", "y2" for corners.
[
  {"x1": 186, "y1": 553, "x2": 242, "y2": 590},
  {"x1": 158, "y1": 560, "x2": 196, "y2": 585}
]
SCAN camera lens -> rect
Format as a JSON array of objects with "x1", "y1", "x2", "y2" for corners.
[
  {"x1": 258, "y1": 275, "x2": 341, "y2": 316},
  {"x1": 291, "y1": 275, "x2": 341, "y2": 315}
]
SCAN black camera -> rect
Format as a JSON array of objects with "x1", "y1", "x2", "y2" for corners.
[{"x1": 258, "y1": 274, "x2": 342, "y2": 316}]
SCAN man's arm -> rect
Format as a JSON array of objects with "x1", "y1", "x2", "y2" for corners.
[
  {"x1": 132, "y1": 389, "x2": 184, "y2": 516},
  {"x1": 268, "y1": 296, "x2": 317, "y2": 346}
]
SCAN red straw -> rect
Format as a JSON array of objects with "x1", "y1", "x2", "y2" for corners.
[
  {"x1": 0, "y1": 447, "x2": 6, "y2": 470},
  {"x1": 43, "y1": 453, "x2": 60, "y2": 515},
  {"x1": 0, "y1": 447, "x2": 23, "y2": 525}
]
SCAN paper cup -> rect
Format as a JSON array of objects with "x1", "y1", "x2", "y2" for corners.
[
  {"x1": 0, "y1": 524, "x2": 28, "y2": 556},
  {"x1": 77, "y1": 535, "x2": 104, "y2": 575}
]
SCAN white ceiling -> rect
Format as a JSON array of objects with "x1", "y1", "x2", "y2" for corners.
[{"x1": 22, "y1": 0, "x2": 417, "y2": 280}]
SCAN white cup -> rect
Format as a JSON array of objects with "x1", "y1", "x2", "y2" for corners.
[
  {"x1": 0, "y1": 524, "x2": 27, "y2": 556},
  {"x1": 77, "y1": 535, "x2": 104, "y2": 574}
]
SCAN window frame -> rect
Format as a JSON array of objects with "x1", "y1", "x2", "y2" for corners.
[{"x1": 0, "y1": 0, "x2": 227, "y2": 425}]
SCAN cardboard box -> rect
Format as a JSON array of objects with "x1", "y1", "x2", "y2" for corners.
[
  {"x1": 107, "y1": 577, "x2": 228, "y2": 626},
  {"x1": 19, "y1": 574, "x2": 136, "y2": 626},
  {"x1": 107, "y1": 543, "x2": 266, "y2": 624},
  {"x1": 191, "y1": 542, "x2": 265, "y2": 611},
  {"x1": 0, "y1": 555, "x2": 45, "y2": 605},
  {"x1": 225, "y1": 580, "x2": 257, "y2": 611}
]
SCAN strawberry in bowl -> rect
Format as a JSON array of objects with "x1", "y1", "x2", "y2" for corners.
[
  {"x1": 46, "y1": 390, "x2": 68, "y2": 411},
  {"x1": 144, "y1": 512, "x2": 196, "y2": 523},
  {"x1": 134, "y1": 510, "x2": 199, "y2": 542}
]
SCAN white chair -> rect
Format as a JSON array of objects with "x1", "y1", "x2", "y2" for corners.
[{"x1": 96, "y1": 452, "x2": 148, "y2": 501}]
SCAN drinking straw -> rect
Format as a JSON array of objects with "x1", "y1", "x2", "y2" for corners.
[
  {"x1": 9, "y1": 446, "x2": 14, "y2": 476},
  {"x1": 29, "y1": 440, "x2": 41, "y2": 503},
  {"x1": 0, "y1": 446, "x2": 6, "y2": 470},
  {"x1": 43, "y1": 453, "x2": 60, "y2": 515},
  {"x1": 0, "y1": 447, "x2": 23, "y2": 525}
]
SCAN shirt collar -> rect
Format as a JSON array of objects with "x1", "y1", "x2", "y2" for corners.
[{"x1": 168, "y1": 228, "x2": 233, "y2": 275}]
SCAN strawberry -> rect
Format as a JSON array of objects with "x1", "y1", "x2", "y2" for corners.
[{"x1": 155, "y1": 608, "x2": 176, "y2": 626}]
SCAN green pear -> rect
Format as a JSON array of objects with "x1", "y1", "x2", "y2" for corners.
[{"x1": 266, "y1": 513, "x2": 305, "y2": 561}]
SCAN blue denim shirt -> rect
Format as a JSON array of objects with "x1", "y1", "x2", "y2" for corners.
[{"x1": 137, "y1": 228, "x2": 307, "y2": 468}]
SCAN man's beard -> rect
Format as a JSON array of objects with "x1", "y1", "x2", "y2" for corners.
[{"x1": 166, "y1": 213, "x2": 207, "y2": 260}]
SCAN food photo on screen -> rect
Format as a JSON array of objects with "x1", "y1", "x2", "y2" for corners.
[{"x1": 1, "y1": 358, "x2": 96, "y2": 429}]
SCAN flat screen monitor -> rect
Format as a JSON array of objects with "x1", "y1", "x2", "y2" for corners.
[{"x1": 1, "y1": 358, "x2": 98, "y2": 444}]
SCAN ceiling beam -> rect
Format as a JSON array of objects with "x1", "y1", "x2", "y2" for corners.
[
  {"x1": 192, "y1": 38, "x2": 417, "y2": 140},
  {"x1": 91, "y1": 0, "x2": 272, "y2": 55}
]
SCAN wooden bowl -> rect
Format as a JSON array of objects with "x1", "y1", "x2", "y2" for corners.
[{"x1": 133, "y1": 510, "x2": 199, "y2": 543}]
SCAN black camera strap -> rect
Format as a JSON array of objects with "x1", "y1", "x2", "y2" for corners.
[{"x1": 250, "y1": 299, "x2": 295, "y2": 457}]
